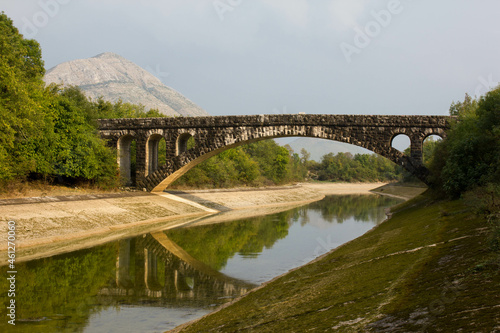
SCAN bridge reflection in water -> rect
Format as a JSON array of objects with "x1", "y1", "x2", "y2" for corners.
[{"x1": 99, "y1": 232, "x2": 256, "y2": 307}]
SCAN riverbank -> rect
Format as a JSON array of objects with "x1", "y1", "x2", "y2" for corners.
[
  {"x1": 173, "y1": 191, "x2": 500, "y2": 332},
  {"x1": 0, "y1": 182, "x2": 397, "y2": 264}
]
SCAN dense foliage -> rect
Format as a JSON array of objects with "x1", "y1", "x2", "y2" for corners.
[
  {"x1": 308, "y1": 152, "x2": 403, "y2": 183},
  {"x1": 0, "y1": 12, "x2": 47, "y2": 181},
  {"x1": 171, "y1": 139, "x2": 410, "y2": 189},
  {"x1": 429, "y1": 91, "x2": 500, "y2": 198},
  {"x1": 0, "y1": 12, "x2": 166, "y2": 188}
]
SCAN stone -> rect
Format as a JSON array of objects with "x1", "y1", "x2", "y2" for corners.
[{"x1": 98, "y1": 114, "x2": 453, "y2": 191}]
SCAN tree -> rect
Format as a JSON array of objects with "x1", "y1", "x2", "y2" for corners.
[
  {"x1": 0, "y1": 12, "x2": 47, "y2": 180},
  {"x1": 300, "y1": 148, "x2": 311, "y2": 165},
  {"x1": 47, "y1": 87, "x2": 118, "y2": 183},
  {"x1": 311, "y1": 151, "x2": 402, "y2": 183},
  {"x1": 430, "y1": 89, "x2": 500, "y2": 197}
]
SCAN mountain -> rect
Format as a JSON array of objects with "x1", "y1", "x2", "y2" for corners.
[
  {"x1": 277, "y1": 137, "x2": 373, "y2": 162},
  {"x1": 44, "y1": 52, "x2": 208, "y2": 117}
]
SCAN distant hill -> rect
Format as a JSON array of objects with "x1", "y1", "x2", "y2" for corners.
[
  {"x1": 278, "y1": 137, "x2": 372, "y2": 162},
  {"x1": 44, "y1": 52, "x2": 208, "y2": 117}
]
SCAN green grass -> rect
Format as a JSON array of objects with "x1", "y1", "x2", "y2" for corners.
[{"x1": 177, "y1": 192, "x2": 500, "y2": 332}]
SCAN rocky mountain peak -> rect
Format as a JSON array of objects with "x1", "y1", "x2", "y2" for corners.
[{"x1": 44, "y1": 53, "x2": 208, "y2": 117}]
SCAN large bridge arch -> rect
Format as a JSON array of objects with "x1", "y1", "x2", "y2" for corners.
[{"x1": 98, "y1": 114, "x2": 453, "y2": 192}]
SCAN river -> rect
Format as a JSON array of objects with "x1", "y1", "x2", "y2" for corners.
[{"x1": 0, "y1": 194, "x2": 401, "y2": 333}]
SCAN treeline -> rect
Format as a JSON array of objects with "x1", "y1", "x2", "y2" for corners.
[
  {"x1": 308, "y1": 152, "x2": 403, "y2": 183},
  {"x1": 170, "y1": 142, "x2": 410, "y2": 189},
  {"x1": 171, "y1": 140, "x2": 308, "y2": 188}
]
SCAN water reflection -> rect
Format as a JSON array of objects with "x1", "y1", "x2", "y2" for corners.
[
  {"x1": 166, "y1": 194, "x2": 397, "y2": 274},
  {"x1": 165, "y1": 209, "x2": 293, "y2": 271},
  {"x1": 0, "y1": 245, "x2": 116, "y2": 332},
  {"x1": 0, "y1": 194, "x2": 401, "y2": 332},
  {"x1": 0, "y1": 234, "x2": 254, "y2": 333},
  {"x1": 107, "y1": 233, "x2": 255, "y2": 305},
  {"x1": 306, "y1": 194, "x2": 394, "y2": 224}
]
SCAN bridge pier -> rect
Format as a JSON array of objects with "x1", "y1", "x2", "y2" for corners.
[
  {"x1": 134, "y1": 136, "x2": 147, "y2": 188},
  {"x1": 410, "y1": 136, "x2": 424, "y2": 165},
  {"x1": 116, "y1": 239, "x2": 133, "y2": 289}
]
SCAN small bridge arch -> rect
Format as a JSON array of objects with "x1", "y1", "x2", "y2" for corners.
[
  {"x1": 116, "y1": 132, "x2": 136, "y2": 186},
  {"x1": 98, "y1": 114, "x2": 452, "y2": 192}
]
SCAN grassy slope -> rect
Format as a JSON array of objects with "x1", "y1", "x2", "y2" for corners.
[{"x1": 177, "y1": 193, "x2": 500, "y2": 332}]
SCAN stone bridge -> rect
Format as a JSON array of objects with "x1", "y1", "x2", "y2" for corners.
[{"x1": 98, "y1": 114, "x2": 452, "y2": 191}]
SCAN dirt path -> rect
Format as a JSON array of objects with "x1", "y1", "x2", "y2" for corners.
[{"x1": 0, "y1": 182, "x2": 394, "y2": 263}]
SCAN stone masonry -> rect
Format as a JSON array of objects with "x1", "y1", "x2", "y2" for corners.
[{"x1": 98, "y1": 114, "x2": 453, "y2": 192}]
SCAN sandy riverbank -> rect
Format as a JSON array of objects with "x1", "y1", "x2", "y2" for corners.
[{"x1": 0, "y1": 182, "x2": 408, "y2": 264}]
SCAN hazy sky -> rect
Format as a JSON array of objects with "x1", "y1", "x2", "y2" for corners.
[{"x1": 2, "y1": 0, "x2": 500, "y2": 117}]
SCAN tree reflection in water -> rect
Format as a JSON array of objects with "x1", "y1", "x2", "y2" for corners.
[{"x1": 306, "y1": 194, "x2": 398, "y2": 224}]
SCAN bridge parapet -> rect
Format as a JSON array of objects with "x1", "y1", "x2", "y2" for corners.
[{"x1": 98, "y1": 114, "x2": 450, "y2": 130}]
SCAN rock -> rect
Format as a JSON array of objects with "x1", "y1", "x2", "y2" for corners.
[{"x1": 44, "y1": 52, "x2": 208, "y2": 117}]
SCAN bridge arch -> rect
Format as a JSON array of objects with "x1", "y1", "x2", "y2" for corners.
[
  {"x1": 144, "y1": 248, "x2": 164, "y2": 292},
  {"x1": 391, "y1": 133, "x2": 411, "y2": 153},
  {"x1": 149, "y1": 126, "x2": 416, "y2": 192},
  {"x1": 423, "y1": 132, "x2": 445, "y2": 142},
  {"x1": 145, "y1": 131, "x2": 165, "y2": 176},
  {"x1": 98, "y1": 114, "x2": 453, "y2": 192},
  {"x1": 176, "y1": 131, "x2": 196, "y2": 156},
  {"x1": 117, "y1": 133, "x2": 137, "y2": 186}
]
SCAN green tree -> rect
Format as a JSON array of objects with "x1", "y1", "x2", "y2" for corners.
[
  {"x1": 47, "y1": 87, "x2": 118, "y2": 184},
  {"x1": 430, "y1": 89, "x2": 500, "y2": 197},
  {"x1": 300, "y1": 148, "x2": 311, "y2": 165},
  {"x1": 271, "y1": 146, "x2": 290, "y2": 183},
  {"x1": 422, "y1": 136, "x2": 440, "y2": 166},
  {"x1": 311, "y1": 151, "x2": 402, "y2": 183},
  {"x1": 172, "y1": 140, "x2": 308, "y2": 189},
  {"x1": 0, "y1": 12, "x2": 48, "y2": 180},
  {"x1": 0, "y1": 11, "x2": 174, "y2": 190}
]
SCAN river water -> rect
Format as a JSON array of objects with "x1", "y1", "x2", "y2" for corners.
[{"x1": 0, "y1": 194, "x2": 401, "y2": 333}]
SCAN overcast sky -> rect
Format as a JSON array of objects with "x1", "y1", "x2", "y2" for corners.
[{"x1": 2, "y1": 0, "x2": 500, "y2": 117}]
